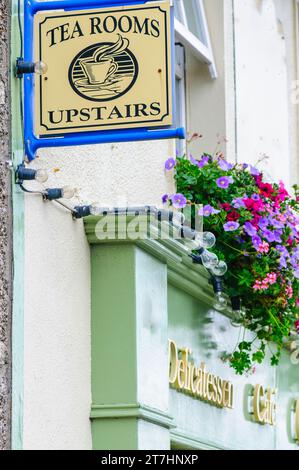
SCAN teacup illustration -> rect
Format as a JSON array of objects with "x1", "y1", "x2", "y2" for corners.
[
  {"x1": 81, "y1": 58, "x2": 118, "y2": 85},
  {"x1": 71, "y1": 35, "x2": 136, "y2": 100}
]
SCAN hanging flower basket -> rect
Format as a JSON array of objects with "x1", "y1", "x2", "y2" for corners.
[{"x1": 163, "y1": 154, "x2": 299, "y2": 375}]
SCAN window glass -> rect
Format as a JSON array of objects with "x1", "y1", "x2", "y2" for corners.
[
  {"x1": 174, "y1": 0, "x2": 182, "y2": 22},
  {"x1": 182, "y1": 0, "x2": 206, "y2": 45},
  {"x1": 174, "y1": 0, "x2": 217, "y2": 78}
]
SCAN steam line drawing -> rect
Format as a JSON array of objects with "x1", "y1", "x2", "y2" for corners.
[{"x1": 69, "y1": 34, "x2": 138, "y2": 102}]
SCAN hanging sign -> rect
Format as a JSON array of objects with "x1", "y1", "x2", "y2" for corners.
[{"x1": 34, "y1": 1, "x2": 172, "y2": 136}]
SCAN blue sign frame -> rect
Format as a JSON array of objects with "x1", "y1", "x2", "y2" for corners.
[{"x1": 23, "y1": 0, "x2": 185, "y2": 161}]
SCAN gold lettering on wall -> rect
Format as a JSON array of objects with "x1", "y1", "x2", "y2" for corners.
[
  {"x1": 253, "y1": 384, "x2": 277, "y2": 426},
  {"x1": 168, "y1": 339, "x2": 234, "y2": 409}
]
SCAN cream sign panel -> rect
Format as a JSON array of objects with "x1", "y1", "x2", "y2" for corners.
[{"x1": 34, "y1": 1, "x2": 172, "y2": 135}]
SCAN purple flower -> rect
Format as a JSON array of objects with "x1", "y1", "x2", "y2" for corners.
[
  {"x1": 244, "y1": 222, "x2": 257, "y2": 237},
  {"x1": 223, "y1": 221, "x2": 240, "y2": 232},
  {"x1": 165, "y1": 158, "x2": 176, "y2": 170},
  {"x1": 279, "y1": 256, "x2": 288, "y2": 269},
  {"x1": 216, "y1": 176, "x2": 233, "y2": 189},
  {"x1": 258, "y1": 218, "x2": 269, "y2": 230},
  {"x1": 252, "y1": 235, "x2": 262, "y2": 250},
  {"x1": 198, "y1": 204, "x2": 220, "y2": 217},
  {"x1": 232, "y1": 198, "x2": 246, "y2": 209},
  {"x1": 162, "y1": 194, "x2": 169, "y2": 204},
  {"x1": 273, "y1": 230, "x2": 282, "y2": 243},
  {"x1": 262, "y1": 229, "x2": 276, "y2": 243},
  {"x1": 288, "y1": 224, "x2": 299, "y2": 237},
  {"x1": 218, "y1": 158, "x2": 233, "y2": 171},
  {"x1": 294, "y1": 269, "x2": 299, "y2": 279},
  {"x1": 171, "y1": 193, "x2": 187, "y2": 209},
  {"x1": 276, "y1": 245, "x2": 289, "y2": 257},
  {"x1": 290, "y1": 256, "x2": 298, "y2": 269},
  {"x1": 190, "y1": 156, "x2": 199, "y2": 166},
  {"x1": 198, "y1": 155, "x2": 210, "y2": 168},
  {"x1": 251, "y1": 194, "x2": 260, "y2": 201},
  {"x1": 271, "y1": 218, "x2": 284, "y2": 229},
  {"x1": 249, "y1": 166, "x2": 260, "y2": 176},
  {"x1": 242, "y1": 164, "x2": 249, "y2": 169}
]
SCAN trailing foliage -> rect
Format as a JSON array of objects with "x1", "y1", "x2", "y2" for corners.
[{"x1": 163, "y1": 154, "x2": 299, "y2": 374}]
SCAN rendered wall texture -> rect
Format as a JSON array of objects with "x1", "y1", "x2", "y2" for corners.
[{"x1": 0, "y1": 0, "x2": 12, "y2": 450}]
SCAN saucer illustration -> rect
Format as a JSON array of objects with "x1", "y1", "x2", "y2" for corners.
[{"x1": 69, "y1": 34, "x2": 138, "y2": 102}]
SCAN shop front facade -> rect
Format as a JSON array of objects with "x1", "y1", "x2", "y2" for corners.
[
  {"x1": 5, "y1": 0, "x2": 299, "y2": 450},
  {"x1": 85, "y1": 216, "x2": 299, "y2": 450}
]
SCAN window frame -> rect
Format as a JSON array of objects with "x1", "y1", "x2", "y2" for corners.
[
  {"x1": 173, "y1": 0, "x2": 217, "y2": 79},
  {"x1": 175, "y1": 43, "x2": 187, "y2": 155}
]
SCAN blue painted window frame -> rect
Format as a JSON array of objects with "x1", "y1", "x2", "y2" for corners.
[{"x1": 23, "y1": 0, "x2": 185, "y2": 161}]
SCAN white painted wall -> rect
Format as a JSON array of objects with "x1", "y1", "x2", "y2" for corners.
[
  {"x1": 234, "y1": 0, "x2": 296, "y2": 186},
  {"x1": 23, "y1": 141, "x2": 174, "y2": 449}
]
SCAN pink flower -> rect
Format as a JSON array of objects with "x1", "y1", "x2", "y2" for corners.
[
  {"x1": 296, "y1": 299, "x2": 299, "y2": 307},
  {"x1": 295, "y1": 320, "x2": 299, "y2": 332},
  {"x1": 253, "y1": 273, "x2": 277, "y2": 291},
  {"x1": 285, "y1": 286, "x2": 293, "y2": 299},
  {"x1": 267, "y1": 273, "x2": 277, "y2": 285},
  {"x1": 277, "y1": 214, "x2": 287, "y2": 223},
  {"x1": 253, "y1": 201, "x2": 265, "y2": 212},
  {"x1": 277, "y1": 181, "x2": 289, "y2": 201},
  {"x1": 253, "y1": 281, "x2": 262, "y2": 291},
  {"x1": 258, "y1": 242, "x2": 270, "y2": 254}
]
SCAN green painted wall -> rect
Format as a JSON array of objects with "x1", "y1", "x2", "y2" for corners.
[
  {"x1": 88, "y1": 226, "x2": 172, "y2": 450},
  {"x1": 91, "y1": 244, "x2": 138, "y2": 449},
  {"x1": 91, "y1": 245, "x2": 138, "y2": 407}
]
